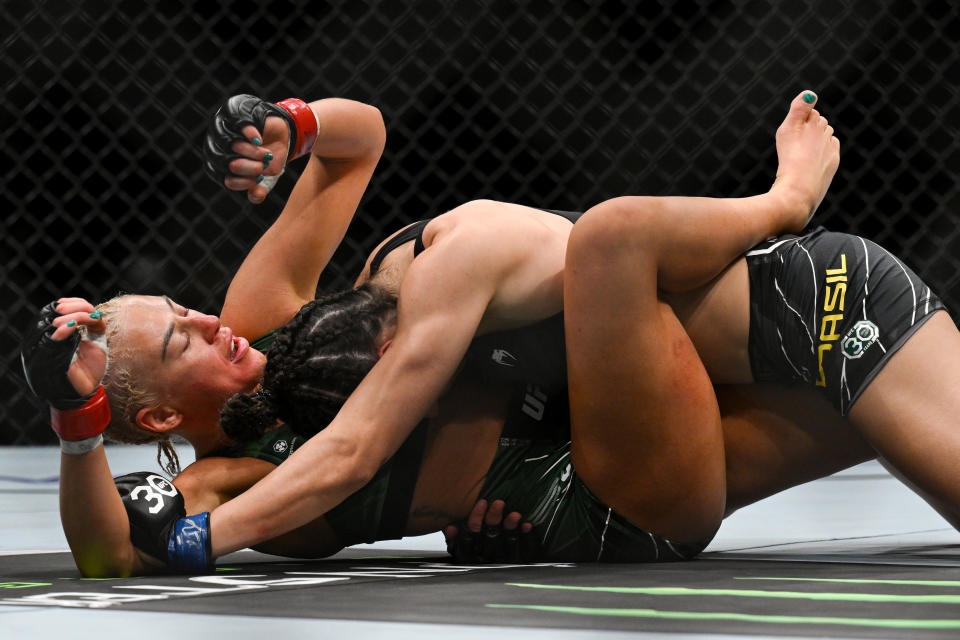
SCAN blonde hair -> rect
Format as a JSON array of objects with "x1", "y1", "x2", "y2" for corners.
[{"x1": 92, "y1": 295, "x2": 181, "y2": 476}]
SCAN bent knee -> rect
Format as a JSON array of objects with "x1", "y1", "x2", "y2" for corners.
[{"x1": 568, "y1": 197, "x2": 663, "y2": 263}]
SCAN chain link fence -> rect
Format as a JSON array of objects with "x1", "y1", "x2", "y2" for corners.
[{"x1": 3, "y1": 0, "x2": 959, "y2": 443}]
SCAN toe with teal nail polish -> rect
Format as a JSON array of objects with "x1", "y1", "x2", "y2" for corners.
[{"x1": 803, "y1": 92, "x2": 816, "y2": 104}]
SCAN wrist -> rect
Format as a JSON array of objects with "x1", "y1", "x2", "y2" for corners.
[
  {"x1": 167, "y1": 512, "x2": 214, "y2": 573},
  {"x1": 275, "y1": 98, "x2": 320, "y2": 161},
  {"x1": 60, "y1": 434, "x2": 104, "y2": 455},
  {"x1": 50, "y1": 386, "x2": 110, "y2": 442}
]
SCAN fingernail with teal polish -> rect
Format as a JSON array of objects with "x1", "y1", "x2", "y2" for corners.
[
  {"x1": 264, "y1": 152, "x2": 273, "y2": 161},
  {"x1": 252, "y1": 137, "x2": 262, "y2": 145},
  {"x1": 67, "y1": 320, "x2": 76, "y2": 327},
  {"x1": 89, "y1": 311, "x2": 103, "y2": 319},
  {"x1": 256, "y1": 175, "x2": 264, "y2": 183},
  {"x1": 803, "y1": 92, "x2": 816, "y2": 104}
]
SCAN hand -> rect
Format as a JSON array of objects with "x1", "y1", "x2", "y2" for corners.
[
  {"x1": 114, "y1": 472, "x2": 213, "y2": 574},
  {"x1": 444, "y1": 499, "x2": 541, "y2": 563},
  {"x1": 203, "y1": 94, "x2": 292, "y2": 204},
  {"x1": 21, "y1": 298, "x2": 108, "y2": 409}
]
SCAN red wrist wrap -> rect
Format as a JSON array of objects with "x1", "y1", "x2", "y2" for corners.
[
  {"x1": 275, "y1": 98, "x2": 318, "y2": 160},
  {"x1": 50, "y1": 386, "x2": 111, "y2": 441}
]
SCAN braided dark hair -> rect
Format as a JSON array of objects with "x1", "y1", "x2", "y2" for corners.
[{"x1": 220, "y1": 283, "x2": 397, "y2": 442}]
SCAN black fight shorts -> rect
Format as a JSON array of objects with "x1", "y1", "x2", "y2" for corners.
[{"x1": 746, "y1": 227, "x2": 945, "y2": 415}]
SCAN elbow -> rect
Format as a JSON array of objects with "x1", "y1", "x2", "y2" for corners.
[
  {"x1": 329, "y1": 434, "x2": 379, "y2": 494},
  {"x1": 343, "y1": 449, "x2": 380, "y2": 494},
  {"x1": 78, "y1": 565, "x2": 127, "y2": 580},
  {"x1": 345, "y1": 101, "x2": 385, "y2": 156},
  {"x1": 367, "y1": 105, "x2": 387, "y2": 156},
  {"x1": 74, "y1": 550, "x2": 136, "y2": 579}
]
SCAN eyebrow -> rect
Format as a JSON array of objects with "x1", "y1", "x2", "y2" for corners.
[{"x1": 160, "y1": 296, "x2": 175, "y2": 362}]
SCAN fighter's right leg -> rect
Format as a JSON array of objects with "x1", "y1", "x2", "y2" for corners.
[{"x1": 563, "y1": 92, "x2": 840, "y2": 543}]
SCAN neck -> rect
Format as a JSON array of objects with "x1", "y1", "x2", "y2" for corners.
[{"x1": 177, "y1": 411, "x2": 235, "y2": 459}]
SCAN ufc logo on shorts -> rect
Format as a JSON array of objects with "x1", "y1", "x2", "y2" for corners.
[
  {"x1": 522, "y1": 384, "x2": 547, "y2": 420},
  {"x1": 130, "y1": 474, "x2": 178, "y2": 514}
]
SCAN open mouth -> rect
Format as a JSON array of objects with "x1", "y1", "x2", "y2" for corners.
[{"x1": 230, "y1": 335, "x2": 249, "y2": 363}]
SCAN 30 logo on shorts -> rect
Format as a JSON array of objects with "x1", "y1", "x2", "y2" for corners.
[{"x1": 841, "y1": 320, "x2": 879, "y2": 359}]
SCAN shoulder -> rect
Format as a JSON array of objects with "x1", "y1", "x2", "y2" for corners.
[
  {"x1": 424, "y1": 200, "x2": 571, "y2": 249},
  {"x1": 413, "y1": 201, "x2": 568, "y2": 278}
]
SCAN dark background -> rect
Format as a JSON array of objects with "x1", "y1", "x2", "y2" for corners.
[{"x1": 3, "y1": 0, "x2": 959, "y2": 443}]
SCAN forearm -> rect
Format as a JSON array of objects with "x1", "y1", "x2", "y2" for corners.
[
  {"x1": 24, "y1": 302, "x2": 148, "y2": 576},
  {"x1": 59, "y1": 446, "x2": 144, "y2": 577},
  {"x1": 209, "y1": 433, "x2": 369, "y2": 555}
]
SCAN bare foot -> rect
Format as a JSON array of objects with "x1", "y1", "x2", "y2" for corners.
[{"x1": 770, "y1": 91, "x2": 841, "y2": 232}]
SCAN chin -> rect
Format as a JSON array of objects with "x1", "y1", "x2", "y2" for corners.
[{"x1": 235, "y1": 354, "x2": 267, "y2": 392}]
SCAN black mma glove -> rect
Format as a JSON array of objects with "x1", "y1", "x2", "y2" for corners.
[
  {"x1": 203, "y1": 93, "x2": 307, "y2": 187},
  {"x1": 21, "y1": 301, "x2": 92, "y2": 410},
  {"x1": 22, "y1": 301, "x2": 111, "y2": 450},
  {"x1": 115, "y1": 472, "x2": 213, "y2": 573}
]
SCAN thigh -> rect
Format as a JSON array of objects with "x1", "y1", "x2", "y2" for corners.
[
  {"x1": 564, "y1": 222, "x2": 725, "y2": 544},
  {"x1": 718, "y1": 383, "x2": 875, "y2": 515},
  {"x1": 665, "y1": 258, "x2": 754, "y2": 385},
  {"x1": 848, "y1": 311, "x2": 960, "y2": 529}
]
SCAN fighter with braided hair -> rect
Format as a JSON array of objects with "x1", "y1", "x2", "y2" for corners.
[
  {"x1": 24, "y1": 90, "x2": 954, "y2": 575},
  {"x1": 194, "y1": 90, "x2": 959, "y2": 570}
]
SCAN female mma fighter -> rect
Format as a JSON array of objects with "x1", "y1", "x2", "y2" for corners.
[
  {"x1": 192, "y1": 88, "x2": 957, "y2": 571},
  {"x1": 26, "y1": 90, "x2": 912, "y2": 575},
  {"x1": 22, "y1": 94, "x2": 392, "y2": 574}
]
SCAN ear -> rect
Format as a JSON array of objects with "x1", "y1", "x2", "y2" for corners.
[
  {"x1": 377, "y1": 339, "x2": 392, "y2": 358},
  {"x1": 136, "y1": 405, "x2": 183, "y2": 433}
]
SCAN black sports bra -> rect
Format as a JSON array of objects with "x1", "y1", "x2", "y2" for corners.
[
  {"x1": 369, "y1": 220, "x2": 430, "y2": 276},
  {"x1": 368, "y1": 209, "x2": 582, "y2": 276}
]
